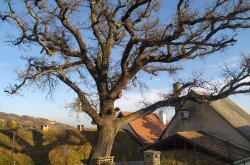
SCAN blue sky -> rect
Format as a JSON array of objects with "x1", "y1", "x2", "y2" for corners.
[{"x1": 0, "y1": 1, "x2": 249, "y2": 127}]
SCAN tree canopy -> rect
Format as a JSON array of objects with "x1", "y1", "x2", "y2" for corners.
[{"x1": 1, "y1": 0, "x2": 250, "y2": 159}]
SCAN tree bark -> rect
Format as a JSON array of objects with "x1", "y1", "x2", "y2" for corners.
[{"x1": 88, "y1": 121, "x2": 118, "y2": 164}]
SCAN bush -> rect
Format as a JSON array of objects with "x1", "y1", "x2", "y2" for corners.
[{"x1": 5, "y1": 120, "x2": 16, "y2": 130}]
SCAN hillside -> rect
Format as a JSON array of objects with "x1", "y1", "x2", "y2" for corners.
[
  {"x1": 0, "y1": 112, "x2": 143, "y2": 165},
  {"x1": 0, "y1": 111, "x2": 73, "y2": 130}
]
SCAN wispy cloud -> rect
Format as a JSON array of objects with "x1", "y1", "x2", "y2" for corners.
[
  {"x1": 206, "y1": 56, "x2": 240, "y2": 70},
  {"x1": 115, "y1": 89, "x2": 163, "y2": 111},
  {"x1": 0, "y1": 62, "x2": 7, "y2": 68},
  {"x1": 114, "y1": 89, "x2": 176, "y2": 120}
]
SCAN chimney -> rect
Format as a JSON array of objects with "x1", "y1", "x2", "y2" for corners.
[
  {"x1": 159, "y1": 111, "x2": 167, "y2": 125},
  {"x1": 77, "y1": 125, "x2": 84, "y2": 132},
  {"x1": 173, "y1": 82, "x2": 182, "y2": 97},
  {"x1": 173, "y1": 82, "x2": 183, "y2": 113},
  {"x1": 41, "y1": 125, "x2": 49, "y2": 131}
]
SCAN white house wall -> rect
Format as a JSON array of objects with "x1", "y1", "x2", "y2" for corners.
[{"x1": 161, "y1": 100, "x2": 250, "y2": 150}]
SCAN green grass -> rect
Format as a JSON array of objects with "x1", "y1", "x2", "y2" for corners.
[
  {"x1": 0, "y1": 147, "x2": 33, "y2": 165},
  {"x1": 0, "y1": 128, "x2": 143, "y2": 165}
]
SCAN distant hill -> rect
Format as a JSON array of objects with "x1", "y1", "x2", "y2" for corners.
[{"x1": 0, "y1": 111, "x2": 73, "y2": 130}]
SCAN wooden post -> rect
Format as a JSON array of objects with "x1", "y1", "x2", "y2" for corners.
[
  {"x1": 121, "y1": 141, "x2": 123, "y2": 161},
  {"x1": 65, "y1": 148, "x2": 69, "y2": 165},
  {"x1": 193, "y1": 142, "x2": 197, "y2": 165},
  {"x1": 10, "y1": 131, "x2": 16, "y2": 165},
  {"x1": 174, "y1": 140, "x2": 177, "y2": 165},
  {"x1": 227, "y1": 140, "x2": 231, "y2": 159}
]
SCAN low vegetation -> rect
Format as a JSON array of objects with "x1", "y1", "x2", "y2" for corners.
[
  {"x1": 0, "y1": 112, "x2": 143, "y2": 164},
  {"x1": 0, "y1": 126, "x2": 143, "y2": 164},
  {"x1": 161, "y1": 150, "x2": 224, "y2": 165}
]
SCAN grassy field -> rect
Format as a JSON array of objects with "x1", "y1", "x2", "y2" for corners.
[{"x1": 0, "y1": 128, "x2": 143, "y2": 165}]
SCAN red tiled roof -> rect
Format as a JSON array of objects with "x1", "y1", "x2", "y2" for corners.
[{"x1": 120, "y1": 111, "x2": 168, "y2": 144}]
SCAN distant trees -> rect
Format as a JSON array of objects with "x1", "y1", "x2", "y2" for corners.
[
  {"x1": 16, "y1": 122, "x2": 23, "y2": 129},
  {"x1": 5, "y1": 119, "x2": 16, "y2": 129},
  {"x1": 0, "y1": 120, "x2": 5, "y2": 129},
  {"x1": 3, "y1": 120, "x2": 22, "y2": 130}
]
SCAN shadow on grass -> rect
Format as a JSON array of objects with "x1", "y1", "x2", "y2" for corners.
[{"x1": 0, "y1": 129, "x2": 88, "y2": 165}]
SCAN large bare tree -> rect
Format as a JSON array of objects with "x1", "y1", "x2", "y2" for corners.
[{"x1": 1, "y1": 0, "x2": 250, "y2": 162}]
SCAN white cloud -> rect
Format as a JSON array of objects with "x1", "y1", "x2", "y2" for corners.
[
  {"x1": 206, "y1": 56, "x2": 240, "y2": 70},
  {"x1": 114, "y1": 89, "x2": 176, "y2": 120},
  {"x1": 115, "y1": 89, "x2": 163, "y2": 111}
]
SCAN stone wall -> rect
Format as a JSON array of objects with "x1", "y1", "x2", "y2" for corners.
[{"x1": 144, "y1": 150, "x2": 161, "y2": 165}]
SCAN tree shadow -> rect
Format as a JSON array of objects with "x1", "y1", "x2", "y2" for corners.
[
  {"x1": 83, "y1": 129, "x2": 144, "y2": 163},
  {"x1": 140, "y1": 116, "x2": 166, "y2": 143},
  {"x1": 0, "y1": 129, "x2": 86, "y2": 165},
  {"x1": 83, "y1": 130, "x2": 97, "y2": 145}
]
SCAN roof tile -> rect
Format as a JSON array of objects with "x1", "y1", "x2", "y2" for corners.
[{"x1": 121, "y1": 111, "x2": 168, "y2": 144}]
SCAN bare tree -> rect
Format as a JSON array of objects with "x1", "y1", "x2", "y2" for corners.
[{"x1": 1, "y1": 0, "x2": 250, "y2": 161}]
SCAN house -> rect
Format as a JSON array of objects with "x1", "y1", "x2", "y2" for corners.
[
  {"x1": 119, "y1": 111, "x2": 169, "y2": 145},
  {"x1": 142, "y1": 131, "x2": 250, "y2": 164},
  {"x1": 77, "y1": 125, "x2": 84, "y2": 132},
  {"x1": 160, "y1": 91, "x2": 250, "y2": 149},
  {"x1": 41, "y1": 125, "x2": 49, "y2": 131},
  {"x1": 142, "y1": 90, "x2": 250, "y2": 164}
]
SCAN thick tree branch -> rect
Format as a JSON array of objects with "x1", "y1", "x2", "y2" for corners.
[{"x1": 55, "y1": 72, "x2": 100, "y2": 122}]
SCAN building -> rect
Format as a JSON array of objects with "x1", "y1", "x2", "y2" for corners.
[
  {"x1": 160, "y1": 91, "x2": 250, "y2": 149},
  {"x1": 41, "y1": 125, "x2": 49, "y2": 131},
  {"x1": 77, "y1": 125, "x2": 84, "y2": 132},
  {"x1": 142, "y1": 131, "x2": 250, "y2": 164},
  {"x1": 142, "y1": 90, "x2": 250, "y2": 164},
  {"x1": 119, "y1": 111, "x2": 169, "y2": 145}
]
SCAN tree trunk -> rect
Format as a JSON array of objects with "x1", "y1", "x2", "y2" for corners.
[{"x1": 88, "y1": 122, "x2": 118, "y2": 164}]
